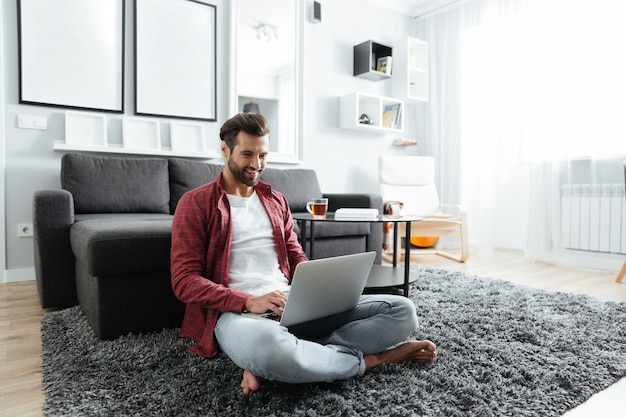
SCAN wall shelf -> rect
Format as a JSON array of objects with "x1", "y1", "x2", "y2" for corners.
[
  {"x1": 393, "y1": 36, "x2": 429, "y2": 101},
  {"x1": 339, "y1": 92, "x2": 404, "y2": 133},
  {"x1": 353, "y1": 40, "x2": 393, "y2": 81},
  {"x1": 393, "y1": 139, "x2": 417, "y2": 146},
  {"x1": 52, "y1": 142, "x2": 219, "y2": 159}
]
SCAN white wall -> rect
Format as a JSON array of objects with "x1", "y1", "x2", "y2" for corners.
[
  {"x1": 299, "y1": 1, "x2": 418, "y2": 194},
  {"x1": 2, "y1": 0, "x2": 230, "y2": 277},
  {"x1": 2, "y1": 0, "x2": 418, "y2": 278}
]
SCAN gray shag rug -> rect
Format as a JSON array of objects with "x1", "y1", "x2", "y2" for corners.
[{"x1": 41, "y1": 265, "x2": 626, "y2": 417}]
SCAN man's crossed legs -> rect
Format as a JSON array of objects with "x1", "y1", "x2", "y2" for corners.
[{"x1": 215, "y1": 294, "x2": 437, "y2": 395}]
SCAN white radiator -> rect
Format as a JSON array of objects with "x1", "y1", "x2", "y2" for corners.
[{"x1": 561, "y1": 184, "x2": 626, "y2": 254}]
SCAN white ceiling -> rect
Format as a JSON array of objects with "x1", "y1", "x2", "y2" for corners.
[
  {"x1": 367, "y1": 0, "x2": 456, "y2": 17},
  {"x1": 237, "y1": 0, "x2": 296, "y2": 76}
]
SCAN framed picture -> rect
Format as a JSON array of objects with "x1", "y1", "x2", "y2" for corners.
[
  {"x1": 18, "y1": 0, "x2": 125, "y2": 112},
  {"x1": 377, "y1": 56, "x2": 393, "y2": 75},
  {"x1": 65, "y1": 111, "x2": 108, "y2": 147},
  {"x1": 170, "y1": 122, "x2": 206, "y2": 152},
  {"x1": 122, "y1": 117, "x2": 161, "y2": 150},
  {"x1": 135, "y1": 0, "x2": 217, "y2": 121}
]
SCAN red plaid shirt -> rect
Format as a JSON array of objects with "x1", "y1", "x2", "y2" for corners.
[{"x1": 170, "y1": 172, "x2": 307, "y2": 357}]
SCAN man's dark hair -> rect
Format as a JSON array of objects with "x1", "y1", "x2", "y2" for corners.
[{"x1": 219, "y1": 113, "x2": 271, "y2": 151}]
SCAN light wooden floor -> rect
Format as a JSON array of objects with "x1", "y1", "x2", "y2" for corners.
[
  {"x1": 1, "y1": 249, "x2": 624, "y2": 417},
  {"x1": 0, "y1": 279, "x2": 53, "y2": 417},
  {"x1": 386, "y1": 248, "x2": 626, "y2": 303}
]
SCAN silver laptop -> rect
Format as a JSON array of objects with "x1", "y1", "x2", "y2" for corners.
[{"x1": 244, "y1": 251, "x2": 376, "y2": 327}]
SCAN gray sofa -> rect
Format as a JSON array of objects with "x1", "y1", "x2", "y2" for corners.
[{"x1": 33, "y1": 153, "x2": 382, "y2": 340}]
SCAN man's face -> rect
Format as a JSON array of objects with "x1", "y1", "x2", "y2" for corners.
[{"x1": 224, "y1": 131, "x2": 270, "y2": 187}]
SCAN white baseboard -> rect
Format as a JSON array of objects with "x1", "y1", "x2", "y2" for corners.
[
  {"x1": 2, "y1": 267, "x2": 36, "y2": 284},
  {"x1": 526, "y1": 250, "x2": 624, "y2": 273}
]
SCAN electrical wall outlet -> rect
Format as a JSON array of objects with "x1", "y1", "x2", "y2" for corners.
[{"x1": 17, "y1": 223, "x2": 33, "y2": 237}]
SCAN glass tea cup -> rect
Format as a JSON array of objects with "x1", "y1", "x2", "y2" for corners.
[{"x1": 306, "y1": 198, "x2": 328, "y2": 218}]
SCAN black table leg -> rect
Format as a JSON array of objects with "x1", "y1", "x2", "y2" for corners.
[
  {"x1": 310, "y1": 221, "x2": 316, "y2": 259},
  {"x1": 298, "y1": 219, "x2": 316, "y2": 259},
  {"x1": 299, "y1": 219, "x2": 308, "y2": 257},
  {"x1": 403, "y1": 221, "x2": 412, "y2": 297},
  {"x1": 392, "y1": 222, "x2": 399, "y2": 267}
]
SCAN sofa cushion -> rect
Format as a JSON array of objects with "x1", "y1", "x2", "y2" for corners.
[
  {"x1": 261, "y1": 169, "x2": 323, "y2": 212},
  {"x1": 70, "y1": 213, "x2": 173, "y2": 276},
  {"x1": 62, "y1": 153, "x2": 170, "y2": 214},
  {"x1": 168, "y1": 158, "x2": 223, "y2": 213}
]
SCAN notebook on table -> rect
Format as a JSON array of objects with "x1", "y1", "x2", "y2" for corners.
[{"x1": 334, "y1": 208, "x2": 380, "y2": 220}]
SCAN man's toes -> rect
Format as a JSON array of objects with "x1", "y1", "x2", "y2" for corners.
[{"x1": 241, "y1": 369, "x2": 261, "y2": 395}]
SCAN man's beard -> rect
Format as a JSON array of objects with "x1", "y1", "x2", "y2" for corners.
[{"x1": 228, "y1": 156, "x2": 262, "y2": 187}]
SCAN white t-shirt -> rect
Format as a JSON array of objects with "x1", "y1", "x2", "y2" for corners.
[{"x1": 227, "y1": 191, "x2": 290, "y2": 296}]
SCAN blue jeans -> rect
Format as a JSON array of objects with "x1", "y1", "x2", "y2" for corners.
[{"x1": 214, "y1": 294, "x2": 418, "y2": 384}]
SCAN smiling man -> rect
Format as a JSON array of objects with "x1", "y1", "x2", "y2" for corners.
[{"x1": 170, "y1": 113, "x2": 437, "y2": 395}]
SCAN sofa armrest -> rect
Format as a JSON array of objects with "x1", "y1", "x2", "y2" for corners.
[
  {"x1": 323, "y1": 193, "x2": 383, "y2": 213},
  {"x1": 33, "y1": 189, "x2": 78, "y2": 308}
]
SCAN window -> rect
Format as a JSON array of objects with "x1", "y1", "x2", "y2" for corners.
[{"x1": 461, "y1": 0, "x2": 626, "y2": 162}]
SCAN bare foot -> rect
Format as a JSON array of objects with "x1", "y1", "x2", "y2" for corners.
[
  {"x1": 364, "y1": 340, "x2": 437, "y2": 370},
  {"x1": 240, "y1": 369, "x2": 261, "y2": 395}
]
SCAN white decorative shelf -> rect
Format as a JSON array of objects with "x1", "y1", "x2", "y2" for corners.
[
  {"x1": 53, "y1": 141, "x2": 219, "y2": 159},
  {"x1": 339, "y1": 92, "x2": 404, "y2": 133},
  {"x1": 393, "y1": 36, "x2": 429, "y2": 101}
]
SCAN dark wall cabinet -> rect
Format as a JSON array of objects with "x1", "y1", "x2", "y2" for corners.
[{"x1": 353, "y1": 40, "x2": 393, "y2": 81}]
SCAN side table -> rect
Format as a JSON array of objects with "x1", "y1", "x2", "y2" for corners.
[{"x1": 292, "y1": 213, "x2": 423, "y2": 297}]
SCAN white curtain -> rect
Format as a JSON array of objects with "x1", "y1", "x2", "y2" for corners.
[{"x1": 414, "y1": 0, "x2": 626, "y2": 270}]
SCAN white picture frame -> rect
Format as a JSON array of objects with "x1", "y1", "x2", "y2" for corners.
[
  {"x1": 170, "y1": 122, "x2": 205, "y2": 153},
  {"x1": 18, "y1": 0, "x2": 124, "y2": 112},
  {"x1": 135, "y1": 0, "x2": 216, "y2": 121},
  {"x1": 122, "y1": 117, "x2": 161, "y2": 150},
  {"x1": 64, "y1": 111, "x2": 108, "y2": 147}
]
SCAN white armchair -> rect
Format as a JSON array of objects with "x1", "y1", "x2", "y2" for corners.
[{"x1": 378, "y1": 155, "x2": 469, "y2": 263}]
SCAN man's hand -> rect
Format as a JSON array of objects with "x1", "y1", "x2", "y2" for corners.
[{"x1": 244, "y1": 291, "x2": 288, "y2": 316}]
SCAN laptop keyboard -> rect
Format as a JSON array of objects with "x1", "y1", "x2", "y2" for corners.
[{"x1": 260, "y1": 312, "x2": 281, "y2": 321}]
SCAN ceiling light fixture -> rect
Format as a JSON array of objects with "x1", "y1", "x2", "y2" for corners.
[{"x1": 256, "y1": 24, "x2": 278, "y2": 43}]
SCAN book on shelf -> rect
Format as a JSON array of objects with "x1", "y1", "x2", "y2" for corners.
[
  {"x1": 376, "y1": 56, "x2": 392, "y2": 75},
  {"x1": 335, "y1": 208, "x2": 380, "y2": 220},
  {"x1": 382, "y1": 109, "x2": 392, "y2": 128},
  {"x1": 382, "y1": 103, "x2": 401, "y2": 129},
  {"x1": 393, "y1": 104, "x2": 402, "y2": 129}
]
